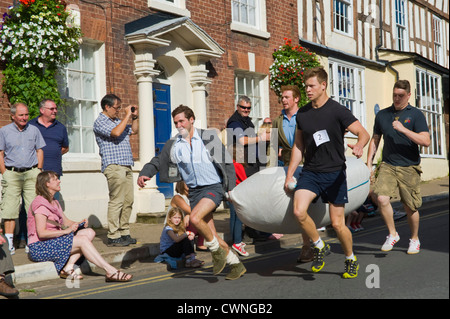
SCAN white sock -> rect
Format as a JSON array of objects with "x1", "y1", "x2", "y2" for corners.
[
  {"x1": 5, "y1": 234, "x2": 13, "y2": 249},
  {"x1": 346, "y1": 253, "x2": 356, "y2": 261},
  {"x1": 205, "y1": 237, "x2": 220, "y2": 252},
  {"x1": 226, "y1": 250, "x2": 240, "y2": 265},
  {"x1": 313, "y1": 237, "x2": 324, "y2": 250}
]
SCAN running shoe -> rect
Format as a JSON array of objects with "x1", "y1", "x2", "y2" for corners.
[
  {"x1": 381, "y1": 233, "x2": 400, "y2": 251},
  {"x1": 342, "y1": 257, "x2": 359, "y2": 279},
  {"x1": 407, "y1": 239, "x2": 420, "y2": 254},
  {"x1": 311, "y1": 243, "x2": 331, "y2": 272}
]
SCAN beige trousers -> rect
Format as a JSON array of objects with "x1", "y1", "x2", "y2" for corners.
[{"x1": 103, "y1": 165, "x2": 134, "y2": 239}]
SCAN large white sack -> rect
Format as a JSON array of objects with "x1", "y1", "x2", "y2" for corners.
[{"x1": 229, "y1": 157, "x2": 370, "y2": 234}]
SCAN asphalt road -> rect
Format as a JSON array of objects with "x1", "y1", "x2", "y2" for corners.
[{"x1": 20, "y1": 198, "x2": 448, "y2": 305}]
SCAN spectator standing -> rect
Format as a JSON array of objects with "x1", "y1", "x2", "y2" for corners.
[
  {"x1": 93, "y1": 94, "x2": 139, "y2": 247},
  {"x1": 0, "y1": 103, "x2": 45, "y2": 255},
  {"x1": 29, "y1": 99, "x2": 69, "y2": 198}
]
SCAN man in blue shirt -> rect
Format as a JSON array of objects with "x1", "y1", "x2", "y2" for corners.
[
  {"x1": 29, "y1": 99, "x2": 69, "y2": 179},
  {"x1": 93, "y1": 94, "x2": 139, "y2": 247}
]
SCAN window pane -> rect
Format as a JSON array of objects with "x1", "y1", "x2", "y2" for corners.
[
  {"x1": 68, "y1": 127, "x2": 81, "y2": 153},
  {"x1": 68, "y1": 70, "x2": 81, "y2": 99},
  {"x1": 82, "y1": 73, "x2": 95, "y2": 100},
  {"x1": 82, "y1": 128, "x2": 95, "y2": 153},
  {"x1": 58, "y1": 43, "x2": 99, "y2": 155}
]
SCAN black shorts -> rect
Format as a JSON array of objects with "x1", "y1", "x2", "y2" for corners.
[
  {"x1": 296, "y1": 169, "x2": 348, "y2": 204},
  {"x1": 188, "y1": 183, "x2": 224, "y2": 210}
]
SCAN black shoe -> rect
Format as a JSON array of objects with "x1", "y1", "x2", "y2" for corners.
[
  {"x1": 121, "y1": 235, "x2": 137, "y2": 245},
  {"x1": 107, "y1": 237, "x2": 130, "y2": 247}
]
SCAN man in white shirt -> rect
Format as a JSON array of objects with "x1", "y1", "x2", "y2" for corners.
[{"x1": 138, "y1": 105, "x2": 246, "y2": 280}]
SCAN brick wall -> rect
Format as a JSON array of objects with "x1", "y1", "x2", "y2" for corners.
[{"x1": 0, "y1": 0, "x2": 298, "y2": 158}]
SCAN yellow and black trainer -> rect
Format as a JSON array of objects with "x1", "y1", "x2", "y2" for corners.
[
  {"x1": 311, "y1": 243, "x2": 331, "y2": 272},
  {"x1": 342, "y1": 257, "x2": 359, "y2": 279}
]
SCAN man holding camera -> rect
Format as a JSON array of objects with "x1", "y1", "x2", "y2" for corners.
[{"x1": 94, "y1": 94, "x2": 139, "y2": 247}]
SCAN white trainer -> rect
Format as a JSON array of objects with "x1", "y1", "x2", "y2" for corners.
[
  {"x1": 407, "y1": 239, "x2": 420, "y2": 254},
  {"x1": 381, "y1": 233, "x2": 400, "y2": 251}
]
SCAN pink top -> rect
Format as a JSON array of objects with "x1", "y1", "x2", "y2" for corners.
[{"x1": 27, "y1": 195, "x2": 64, "y2": 245}]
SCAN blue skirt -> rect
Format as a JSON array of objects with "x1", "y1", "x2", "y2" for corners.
[{"x1": 28, "y1": 233, "x2": 74, "y2": 274}]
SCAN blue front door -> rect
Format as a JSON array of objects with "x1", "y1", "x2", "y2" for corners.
[{"x1": 153, "y1": 83, "x2": 173, "y2": 198}]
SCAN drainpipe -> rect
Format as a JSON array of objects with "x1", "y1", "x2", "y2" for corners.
[{"x1": 375, "y1": 0, "x2": 399, "y2": 81}]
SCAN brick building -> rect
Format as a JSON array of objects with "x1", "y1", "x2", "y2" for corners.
[{"x1": 0, "y1": 0, "x2": 448, "y2": 227}]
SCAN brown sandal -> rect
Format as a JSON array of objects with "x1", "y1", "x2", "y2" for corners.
[
  {"x1": 105, "y1": 271, "x2": 133, "y2": 282},
  {"x1": 60, "y1": 269, "x2": 83, "y2": 280}
]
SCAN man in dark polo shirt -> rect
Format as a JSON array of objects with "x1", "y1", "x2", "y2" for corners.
[
  {"x1": 29, "y1": 99, "x2": 69, "y2": 187},
  {"x1": 367, "y1": 80, "x2": 430, "y2": 255}
]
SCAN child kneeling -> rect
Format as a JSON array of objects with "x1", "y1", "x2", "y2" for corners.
[{"x1": 160, "y1": 207, "x2": 204, "y2": 268}]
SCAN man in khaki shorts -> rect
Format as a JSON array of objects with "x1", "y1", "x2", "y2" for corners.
[
  {"x1": 367, "y1": 80, "x2": 430, "y2": 254},
  {"x1": 0, "y1": 103, "x2": 46, "y2": 255}
]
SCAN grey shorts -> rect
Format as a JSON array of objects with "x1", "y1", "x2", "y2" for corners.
[{"x1": 188, "y1": 183, "x2": 224, "y2": 211}]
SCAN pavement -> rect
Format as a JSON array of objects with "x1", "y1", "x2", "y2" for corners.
[{"x1": 6, "y1": 176, "x2": 449, "y2": 286}]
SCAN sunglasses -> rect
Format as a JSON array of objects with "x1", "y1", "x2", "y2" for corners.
[{"x1": 238, "y1": 105, "x2": 251, "y2": 110}]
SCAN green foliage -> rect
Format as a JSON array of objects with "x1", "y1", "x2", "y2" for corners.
[{"x1": 0, "y1": 0, "x2": 81, "y2": 116}]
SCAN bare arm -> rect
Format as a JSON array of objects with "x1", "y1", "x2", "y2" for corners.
[
  {"x1": 0, "y1": 150, "x2": 6, "y2": 174},
  {"x1": 36, "y1": 148, "x2": 44, "y2": 169},
  {"x1": 346, "y1": 120, "x2": 370, "y2": 158},
  {"x1": 110, "y1": 105, "x2": 138, "y2": 137}
]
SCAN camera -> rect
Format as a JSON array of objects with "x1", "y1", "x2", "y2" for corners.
[{"x1": 131, "y1": 106, "x2": 136, "y2": 112}]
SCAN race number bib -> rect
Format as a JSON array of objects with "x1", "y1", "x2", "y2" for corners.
[{"x1": 313, "y1": 129, "x2": 330, "y2": 147}]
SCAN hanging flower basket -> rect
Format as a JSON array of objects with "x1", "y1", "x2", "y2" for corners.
[
  {"x1": 0, "y1": 0, "x2": 82, "y2": 117},
  {"x1": 269, "y1": 38, "x2": 321, "y2": 107}
]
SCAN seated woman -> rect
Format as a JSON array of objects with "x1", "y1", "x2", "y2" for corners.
[{"x1": 27, "y1": 171, "x2": 132, "y2": 282}]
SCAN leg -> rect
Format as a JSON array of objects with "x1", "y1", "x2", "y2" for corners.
[
  {"x1": 1, "y1": 170, "x2": 23, "y2": 251},
  {"x1": 189, "y1": 198, "x2": 218, "y2": 244},
  {"x1": 403, "y1": 204, "x2": 420, "y2": 240},
  {"x1": 118, "y1": 167, "x2": 134, "y2": 237},
  {"x1": 329, "y1": 204, "x2": 353, "y2": 257},
  {"x1": 104, "y1": 165, "x2": 127, "y2": 241},
  {"x1": 377, "y1": 195, "x2": 397, "y2": 236},
  {"x1": 292, "y1": 189, "x2": 320, "y2": 242},
  {"x1": 71, "y1": 233, "x2": 131, "y2": 280}
]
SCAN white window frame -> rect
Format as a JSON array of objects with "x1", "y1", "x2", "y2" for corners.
[
  {"x1": 333, "y1": 0, "x2": 353, "y2": 36},
  {"x1": 57, "y1": 40, "x2": 106, "y2": 162},
  {"x1": 329, "y1": 59, "x2": 366, "y2": 130},
  {"x1": 432, "y1": 15, "x2": 443, "y2": 65},
  {"x1": 416, "y1": 68, "x2": 445, "y2": 158},
  {"x1": 231, "y1": 0, "x2": 270, "y2": 39},
  {"x1": 148, "y1": 0, "x2": 190, "y2": 17},
  {"x1": 393, "y1": 0, "x2": 409, "y2": 51},
  {"x1": 234, "y1": 71, "x2": 268, "y2": 129}
]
